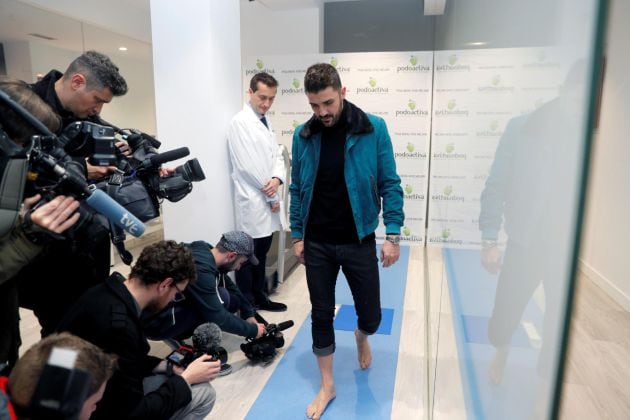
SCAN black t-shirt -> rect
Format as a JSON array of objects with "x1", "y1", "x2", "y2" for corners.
[{"x1": 305, "y1": 103, "x2": 362, "y2": 244}]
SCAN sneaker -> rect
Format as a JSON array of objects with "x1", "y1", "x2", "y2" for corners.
[
  {"x1": 219, "y1": 363, "x2": 232, "y2": 377},
  {"x1": 257, "y1": 300, "x2": 287, "y2": 312}
]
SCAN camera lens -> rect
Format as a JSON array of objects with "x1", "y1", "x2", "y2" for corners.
[{"x1": 176, "y1": 158, "x2": 206, "y2": 182}]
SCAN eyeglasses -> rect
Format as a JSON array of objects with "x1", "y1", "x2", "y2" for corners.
[{"x1": 172, "y1": 283, "x2": 186, "y2": 303}]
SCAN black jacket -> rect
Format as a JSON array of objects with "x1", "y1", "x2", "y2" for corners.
[{"x1": 57, "y1": 273, "x2": 192, "y2": 420}]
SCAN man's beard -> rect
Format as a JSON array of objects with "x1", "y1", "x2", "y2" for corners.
[{"x1": 144, "y1": 297, "x2": 169, "y2": 314}]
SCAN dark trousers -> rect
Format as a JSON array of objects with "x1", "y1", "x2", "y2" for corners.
[
  {"x1": 304, "y1": 239, "x2": 381, "y2": 356},
  {"x1": 235, "y1": 235, "x2": 273, "y2": 306}
]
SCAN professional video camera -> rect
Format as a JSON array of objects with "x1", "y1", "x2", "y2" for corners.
[
  {"x1": 241, "y1": 315, "x2": 294, "y2": 363},
  {"x1": 166, "y1": 323, "x2": 227, "y2": 368},
  {"x1": 0, "y1": 88, "x2": 145, "y2": 240}
]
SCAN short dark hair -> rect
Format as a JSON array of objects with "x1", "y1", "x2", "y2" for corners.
[
  {"x1": 304, "y1": 63, "x2": 342, "y2": 93},
  {"x1": 64, "y1": 50, "x2": 128, "y2": 96},
  {"x1": 8, "y1": 332, "x2": 117, "y2": 412},
  {"x1": 250, "y1": 72, "x2": 278, "y2": 91},
  {"x1": 0, "y1": 77, "x2": 61, "y2": 145},
  {"x1": 130, "y1": 240, "x2": 196, "y2": 286}
]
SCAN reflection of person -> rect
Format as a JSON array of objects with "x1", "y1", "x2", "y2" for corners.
[
  {"x1": 0, "y1": 78, "x2": 81, "y2": 374},
  {"x1": 16, "y1": 51, "x2": 128, "y2": 338},
  {"x1": 4, "y1": 332, "x2": 116, "y2": 420},
  {"x1": 143, "y1": 231, "x2": 266, "y2": 341},
  {"x1": 479, "y1": 63, "x2": 585, "y2": 387},
  {"x1": 290, "y1": 63, "x2": 404, "y2": 419},
  {"x1": 58, "y1": 241, "x2": 219, "y2": 420},
  {"x1": 227, "y1": 72, "x2": 288, "y2": 312}
]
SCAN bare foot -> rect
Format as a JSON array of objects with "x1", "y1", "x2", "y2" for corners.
[
  {"x1": 306, "y1": 386, "x2": 336, "y2": 419},
  {"x1": 355, "y1": 329, "x2": 372, "y2": 369}
]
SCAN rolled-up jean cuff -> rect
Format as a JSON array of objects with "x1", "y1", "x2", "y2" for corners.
[
  {"x1": 357, "y1": 327, "x2": 374, "y2": 336},
  {"x1": 313, "y1": 343, "x2": 335, "y2": 357}
]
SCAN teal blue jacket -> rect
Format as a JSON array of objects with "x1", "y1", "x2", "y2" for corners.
[{"x1": 289, "y1": 101, "x2": 404, "y2": 241}]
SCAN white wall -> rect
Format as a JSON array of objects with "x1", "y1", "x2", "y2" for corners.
[
  {"x1": 3, "y1": 40, "x2": 32, "y2": 81},
  {"x1": 239, "y1": 0, "x2": 322, "y2": 60},
  {"x1": 580, "y1": 0, "x2": 630, "y2": 311},
  {"x1": 151, "y1": 0, "x2": 242, "y2": 244}
]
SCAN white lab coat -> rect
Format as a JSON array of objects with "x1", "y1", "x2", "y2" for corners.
[{"x1": 227, "y1": 103, "x2": 286, "y2": 238}]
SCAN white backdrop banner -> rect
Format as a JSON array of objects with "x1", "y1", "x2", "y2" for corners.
[{"x1": 242, "y1": 48, "x2": 565, "y2": 248}]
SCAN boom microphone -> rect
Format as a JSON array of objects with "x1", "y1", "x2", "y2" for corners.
[
  {"x1": 85, "y1": 189, "x2": 145, "y2": 237},
  {"x1": 143, "y1": 147, "x2": 190, "y2": 169},
  {"x1": 275, "y1": 320, "x2": 294, "y2": 331}
]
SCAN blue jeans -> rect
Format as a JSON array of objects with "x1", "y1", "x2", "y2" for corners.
[{"x1": 304, "y1": 239, "x2": 381, "y2": 356}]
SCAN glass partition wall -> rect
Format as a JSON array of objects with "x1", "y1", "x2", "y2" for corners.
[{"x1": 426, "y1": 1, "x2": 607, "y2": 419}]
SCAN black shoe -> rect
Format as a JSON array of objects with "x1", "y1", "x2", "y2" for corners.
[
  {"x1": 219, "y1": 363, "x2": 232, "y2": 377},
  {"x1": 257, "y1": 300, "x2": 287, "y2": 312}
]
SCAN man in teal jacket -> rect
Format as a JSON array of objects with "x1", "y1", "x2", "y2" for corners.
[{"x1": 289, "y1": 63, "x2": 404, "y2": 420}]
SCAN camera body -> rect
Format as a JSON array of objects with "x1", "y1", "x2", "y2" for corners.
[
  {"x1": 240, "y1": 321, "x2": 293, "y2": 363},
  {"x1": 166, "y1": 344, "x2": 228, "y2": 368},
  {"x1": 60, "y1": 121, "x2": 117, "y2": 167}
]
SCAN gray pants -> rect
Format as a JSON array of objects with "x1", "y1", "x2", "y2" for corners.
[{"x1": 143, "y1": 374, "x2": 216, "y2": 419}]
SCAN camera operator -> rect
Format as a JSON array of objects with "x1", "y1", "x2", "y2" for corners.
[
  {"x1": 15, "y1": 51, "x2": 129, "y2": 338},
  {"x1": 1, "y1": 332, "x2": 116, "y2": 420},
  {"x1": 58, "y1": 240, "x2": 219, "y2": 420},
  {"x1": 143, "y1": 231, "x2": 266, "y2": 343},
  {"x1": 0, "y1": 78, "x2": 81, "y2": 374}
]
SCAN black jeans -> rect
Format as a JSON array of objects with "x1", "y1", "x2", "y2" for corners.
[
  {"x1": 304, "y1": 239, "x2": 381, "y2": 356},
  {"x1": 235, "y1": 235, "x2": 273, "y2": 306}
]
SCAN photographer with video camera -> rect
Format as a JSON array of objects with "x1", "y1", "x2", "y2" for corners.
[
  {"x1": 143, "y1": 231, "x2": 266, "y2": 343},
  {"x1": 1, "y1": 332, "x2": 116, "y2": 420},
  {"x1": 0, "y1": 77, "x2": 82, "y2": 375},
  {"x1": 15, "y1": 50, "x2": 129, "y2": 338},
  {"x1": 58, "y1": 240, "x2": 219, "y2": 420}
]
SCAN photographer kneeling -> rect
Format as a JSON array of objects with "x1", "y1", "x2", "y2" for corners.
[
  {"x1": 143, "y1": 231, "x2": 266, "y2": 343},
  {"x1": 58, "y1": 240, "x2": 219, "y2": 420},
  {"x1": 0, "y1": 78, "x2": 81, "y2": 374}
]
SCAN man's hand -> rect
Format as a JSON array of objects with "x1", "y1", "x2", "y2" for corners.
[
  {"x1": 115, "y1": 140, "x2": 132, "y2": 157},
  {"x1": 24, "y1": 194, "x2": 80, "y2": 234},
  {"x1": 181, "y1": 354, "x2": 221, "y2": 384},
  {"x1": 86, "y1": 160, "x2": 117, "y2": 180},
  {"x1": 293, "y1": 240, "x2": 305, "y2": 265},
  {"x1": 246, "y1": 317, "x2": 266, "y2": 338},
  {"x1": 481, "y1": 246, "x2": 502, "y2": 274},
  {"x1": 261, "y1": 178, "x2": 281, "y2": 198},
  {"x1": 380, "y1": 240, "x2": 400, "y2": 268},
  {"x1": 159, "y1": 166, "x2": 176, "y2": 177},
  {"x1": 270, "y1": 202, "x2": 280, "y2": 213}
]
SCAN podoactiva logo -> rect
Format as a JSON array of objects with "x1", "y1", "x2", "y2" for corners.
[
  {"x1": 395, "y1": 99, "x2": 428, "y2": 117},
  {"x1": 434, "y1": 99, "x2": 469, "y2": 117},
  {"x1": 477, "y1": 120, "x2": 503, "y2": 137},
  {"x1": 356, "y1": 77, "x2": 389, "y2": 94},
  {"x1": 432, "y1": 185, "x2": 465, "y2": 202},
  {"x1": 404, "y1": 184, "x2": 425, "y2": 201},
  {"x1": 281, "y1": 120, "x2": 301, "y2": 137},
  {"x1": 396, "y1": 55, "x2": 431, "y2": 73},
  {"x1": 245, "y1": 59, "x2": 276, "y2": 76},
  {"x1": 432, "y1": 143, "x2": 467, "y2": 160},
  {"x1": 281, "y1": 78, "x2": 304, "y2": 95},
  {"x1": 436, "y1": 54, "x2": 471, "y2": 72},
  {"x1": 428, "y1": 228, "x2": 463, "y2": 245},
  {"x1": 329, "y1": 56, "x2": 350, "y2": 73},
  {"x1": 478, "y1": 74, "x2": 515, "y2": 92},
  {"x1": 395, "y1": 142, "x2": 426, "y2": 159}
]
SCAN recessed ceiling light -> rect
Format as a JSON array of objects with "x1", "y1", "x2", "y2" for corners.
[
  {"x1": 468, "y1": 42, "x2": 486, "y2": 46},
  {"x1": 118, "y1": 46, "x2": 128, "y2": 51}
]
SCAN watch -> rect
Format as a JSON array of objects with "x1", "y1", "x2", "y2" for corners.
[{"x1": 385, "y1": 235, "x2": 401, "y2": 245}]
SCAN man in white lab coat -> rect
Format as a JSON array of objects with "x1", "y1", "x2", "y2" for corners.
[{"x1": 227, "y1": 72, "x2": 287, "y2": 312}]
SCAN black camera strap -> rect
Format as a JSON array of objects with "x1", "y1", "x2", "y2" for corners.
[{"x1": 105, "y1": 171, "x2": 133, "y2": 265}]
